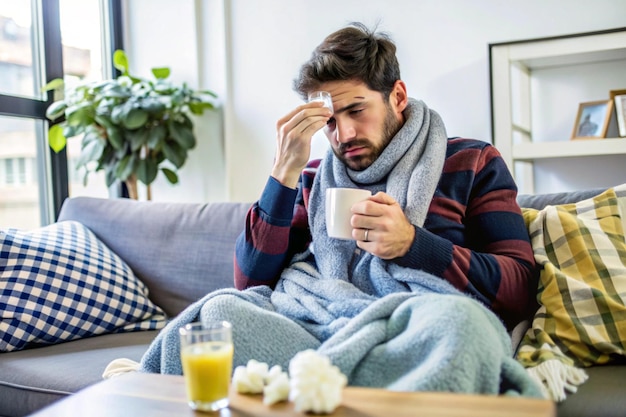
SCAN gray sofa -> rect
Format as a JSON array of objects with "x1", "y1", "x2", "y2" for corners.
[{"x1": 0, "y1": 189, "x2": 623, "y2": 417}]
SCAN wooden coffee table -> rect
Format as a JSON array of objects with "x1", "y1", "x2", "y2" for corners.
[{"x1": 30, "y1": 372, "x2": 555, "y2": 417}]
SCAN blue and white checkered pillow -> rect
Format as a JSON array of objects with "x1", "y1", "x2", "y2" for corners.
[{"x1": 0, "y1": 220, "x2": 167, "y2": 352}]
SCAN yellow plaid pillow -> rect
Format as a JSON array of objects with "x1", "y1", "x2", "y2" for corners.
[{"x1": 516, "y1": 184, "x2": 626, "y2": 401}]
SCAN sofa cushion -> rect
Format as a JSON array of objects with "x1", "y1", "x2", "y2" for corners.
[
  {"x1": 517, "y1": 188, "x2": 607, "y2": 210},
  {"x1": 57, "y1": 197, "x2": 251, "y2": 317},
  {"x1": 516, "y1": 184, "x2": 626, "y2": 401},
  {"x1": 0, "y1": 330, "x2": 158, "y2": 417},
  {"x1": 0, "y1": 221, "x2": 167, "y2": 352}
]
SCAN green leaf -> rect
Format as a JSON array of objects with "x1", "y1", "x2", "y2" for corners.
[
  {"x1": 115, "y1": 145, "x2": 128, "y2": 159},
  {"x1": 80, "y1": 130, "x2": 103, "y2": 157},
  {"x1": 88, "y1": 79, "x2": 110, "y2": 90},
  {"x1": 122, "y1": 108, "x2": 149, "y2": 130},
  {"x1": 199, "y1": 89, "x2": 218, "y2": 98},
  {"x1": 151, "y1": 67, "x2": 171, "y2": 79},
  {"x1": 147, "y1": 124, "x2": 166, "y2": 149},
  {"x1": 161, "y1": 167, "x2": 179, "y2": 184},
  {"x1": 157, "y1": 82, "x2": 182, "y2": 97},
  {"x1": 48, "y1": 124, "x2": 67, "y2": 153},
  {"x1": 75, "y1": 136, "x2": 105, "y2": 169},
  {"x1": 140, "y1": 97, "x2": 166, "y2": 114},
  {"x1": 136, "y1": 157, "x2": 158, "y2": 185},
  {"x1": 105, "y1": 166, "x2": 117, "y2": 187},
  {"x1": 188, "y1": 101, "x2": 214, "y2": 115},
  {"x1": 66, "y1": 104, "x2": 94, "y2": 127},
  {"x1": 115, "y1": 153, "x2": 137, "y2": 181},
  {"x1": 45, "y1": 100, "x2": 68, "y2": 120},
  {"x1": 84, "y1": 125, "x2": 105, "y2": 142},
  {"x1": 41, "y1": 78, "x2": 65, "y2": 92},
  {"x1": 110, "y1": 105, "x2": 125, "y2": 124},
  {"x1": 97, "y1": 146, "x2": 115, "y2": 169},
  {"x1": 127, "y1": 128, "x2": 149, "y2": 152},
  {"x1": 107, "y1": 127, "x2": 124, "y2": 150},
  {"x1": 169, "y1": 121, "x2": 196, "y2": 149},
  {"x1": 63, "y1": 124, "x2": 79, "y2": 139},
  {"x1": 188, "y1": 102, "x2": 202, "y2": 115},
  {"x1": 162, "y1": 140, "x2": 186, "y2": 168},
  {"x1": 179, "y1": 112, "x2": 193, "y2": 129},
  {"x1": 94, "y1": 114, "x2": 114, "y2": 129},
  {"x1": 101, "y1": 83, "x2": 131, "y2": 99},
  {"x1": 113, "y1": 50, "x2": 129, "y2": 75}
]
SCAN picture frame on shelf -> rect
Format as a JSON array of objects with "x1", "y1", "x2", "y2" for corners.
[
  {"x1": 614, "y1": 95, "x2": 626, "y2": 137},
  {"x1": 571, "y1": 100, "x2": 613, "y2": 140},
  {"x1": 609, "y1": 89, "x2": 626, "y2": 100}
]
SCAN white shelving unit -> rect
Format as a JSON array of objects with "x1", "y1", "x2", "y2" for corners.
[{"x1": 490, "y1": 28, "x2": 626, "y2": 194}]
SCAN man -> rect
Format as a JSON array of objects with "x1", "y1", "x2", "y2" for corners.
[
  {"x1": 141, "y1": 22, "x2": 540, "y2": 397},
  {"x1": 577, "y1": 113, "x2": 598, "y2": 136},
  {"x1": 234, "y1": 22, "x2": 535, "y2": 330}
]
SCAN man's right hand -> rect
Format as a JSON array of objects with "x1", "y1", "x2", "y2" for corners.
[{"x1": 271, "y1": 101, "x2": 332, "y2": 189}]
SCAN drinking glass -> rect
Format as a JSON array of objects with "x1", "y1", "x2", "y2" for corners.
[
  {"x1": 308, "y1": 91, "x2": 334, "y2": 113},
  {"x1": 179, "y1": 321, "x2": 233, "y2": 412}
]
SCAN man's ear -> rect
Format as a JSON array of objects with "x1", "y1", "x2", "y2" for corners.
[{"x1": 390, "y1": 80, "x2": 408, "y2": 114}]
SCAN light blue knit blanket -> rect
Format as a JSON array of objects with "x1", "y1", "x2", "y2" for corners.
[{"x1": 139, "y1": 251, "x2": 541, "y2": 396}]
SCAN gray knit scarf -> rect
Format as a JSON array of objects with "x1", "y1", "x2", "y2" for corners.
[{"x1": 306, "y1": 98, "x2": 448, "y2": 296}]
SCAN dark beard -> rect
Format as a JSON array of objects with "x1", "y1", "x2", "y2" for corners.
[{"x1": 334, "y1": 105, "x2": 402, "y2": 171}]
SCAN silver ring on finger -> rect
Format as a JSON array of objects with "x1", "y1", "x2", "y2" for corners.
[{"x1": 364, "y1": 229, "x2": 369, "y2": 242}]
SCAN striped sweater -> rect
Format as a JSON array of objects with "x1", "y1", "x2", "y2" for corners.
[{"x1": 234, "y1": 137, "x2": 536, "y2": 327}]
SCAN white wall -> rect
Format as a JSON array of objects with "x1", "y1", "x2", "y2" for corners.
[
  {"x1": 122, "y1": 0, "x2": 227, "y2": 202},
  {"x1": 123, "y1": 0, "x2": 626, "y2": 203}
]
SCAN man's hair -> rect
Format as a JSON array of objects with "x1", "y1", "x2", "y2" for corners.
[{"x1": 293, "y1": 22, "x2": 400, "y2": 101}]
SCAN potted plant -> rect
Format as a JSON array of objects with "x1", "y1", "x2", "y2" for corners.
[{"x1": 43, "y1": 50, "x2": 217, "y2": 199}]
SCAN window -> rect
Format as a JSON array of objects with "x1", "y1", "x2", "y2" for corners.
[
  {"x1": 2, "y1": 157, "x2": 30, "y2": 185},
  {"x1": 0, "y1": 0, "x2": 122, "y2": 229},
  {"x1": 0, "y1": 2, "x2": 39, "y2": 99}
]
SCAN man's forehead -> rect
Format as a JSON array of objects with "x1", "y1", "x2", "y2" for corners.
[
  {"x1": 318, "y1": 80, "x2": 370, "y2": 97},
  {"x1": 322, "y1": 82, "x2": 373, "y2": 102}
]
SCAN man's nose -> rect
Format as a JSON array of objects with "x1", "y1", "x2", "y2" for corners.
[{"x1": 335, "y1": 119, "x2": 356, "y2": 144}]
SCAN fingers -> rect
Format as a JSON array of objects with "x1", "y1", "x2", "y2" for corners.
[
  {"x1": 272, "y1": 102, "x2": 332, "y2": 188},
  {"x1": 368, "y1": 191, "x2": 396, "y2": 205},
  {"x1": 277, "y1": 101, "x2": 326, "y2": 124},
  {"x1": 277, "y1": 102, "x2": 332, "y2": 139},
  {"x1": 351, "y1": 192, "x2": 414, "y2": 258},
  {"x1": 350, "y1": 227, "x2": 372, "y2": 243},
  {"x1": 350, "y1": 192, "x2": 395, "y2": 219}
]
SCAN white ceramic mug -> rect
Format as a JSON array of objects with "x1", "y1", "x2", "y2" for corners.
[{"x1": 325, "y1": 188, "x2": 372, "y2": 240}]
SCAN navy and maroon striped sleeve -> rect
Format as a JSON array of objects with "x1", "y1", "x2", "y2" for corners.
[
  {"x1": 234, "y1": 177, "x2": 296, "y2": 289},
  {"x1": 233, "y1": 160, "x2": 318, "y2": 290}
]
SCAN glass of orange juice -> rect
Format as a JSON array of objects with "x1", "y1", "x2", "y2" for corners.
[{"x1": 179, "y1": 321, "x2": 234, "y2": 412}]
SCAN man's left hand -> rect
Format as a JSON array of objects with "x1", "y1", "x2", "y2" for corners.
[{"x1": 351, "y1": 192, "x2": 415, "y2": 259}]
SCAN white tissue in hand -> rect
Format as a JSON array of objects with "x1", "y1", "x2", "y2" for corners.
[
  {"x1": 232, "y1": 359, "x2": 269, "y2": 394},
  {"x1": 288, "y1": 349, "x2": 347, "y2": 414},
  {"x1": 263, "y1": 366, "x2": 290, "y2": 405}
]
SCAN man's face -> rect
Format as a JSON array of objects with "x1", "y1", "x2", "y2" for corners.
[{"x1": 319, "y1": 80, "x2": 405, "y2": 171}]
